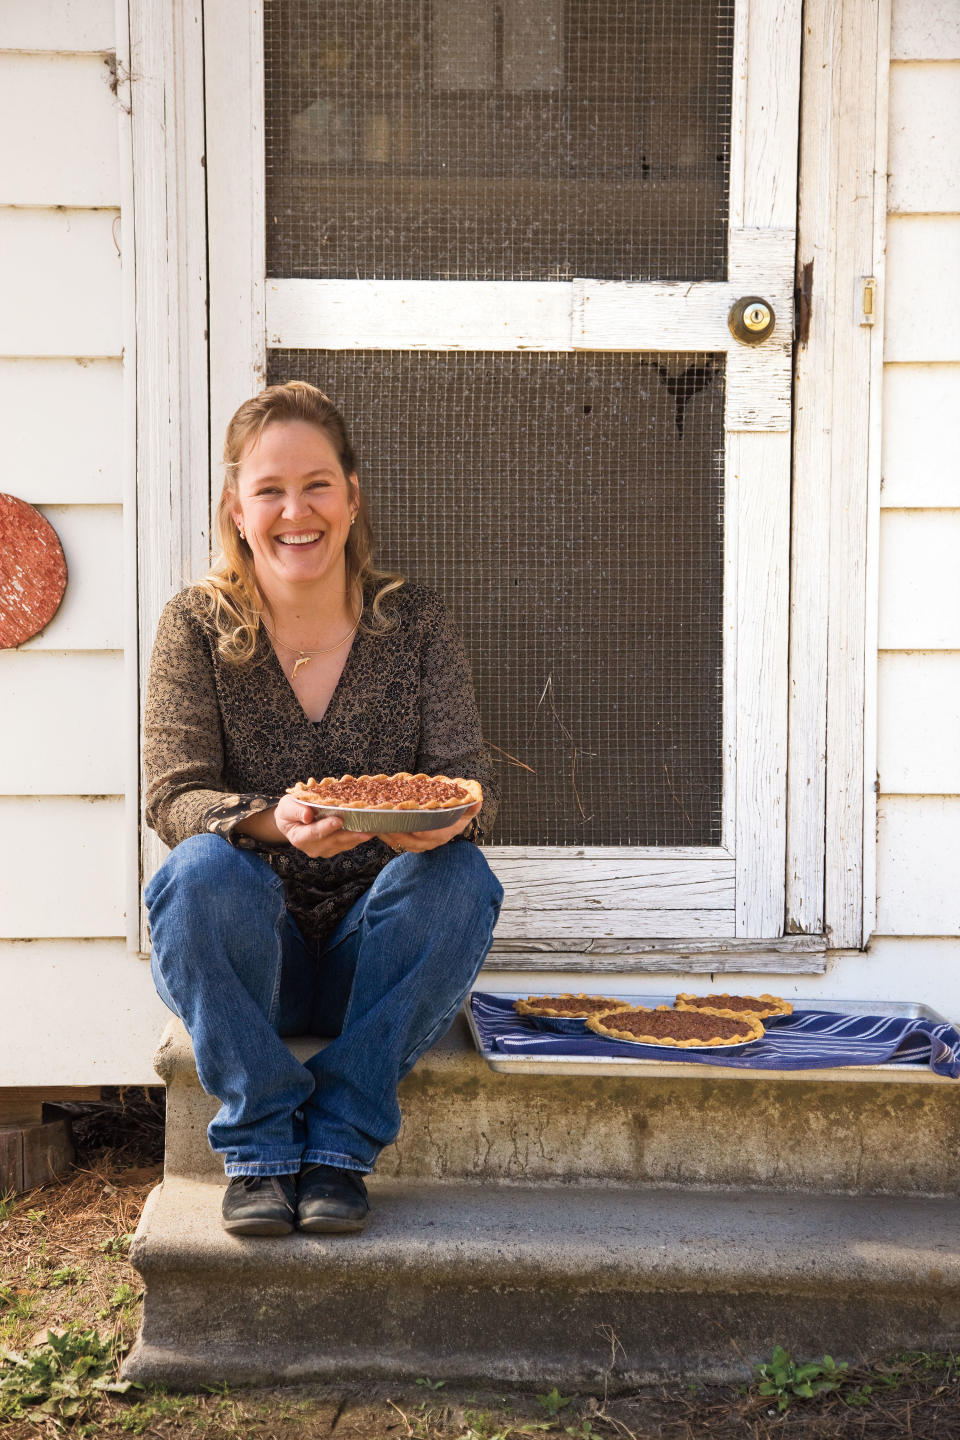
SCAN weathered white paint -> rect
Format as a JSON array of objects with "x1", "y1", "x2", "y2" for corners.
[
  {"x1": 0, "y1": 798, "x2": 125, "y2": 938},
  {"x1": 0, "y1": 54, "x2": 120, "y2": 206},
  {"x1": 0, "y1": 944, "x2": 165, "y2": 1088},
  {"x1": 0, "y1": 358, "x2": 122, "y2": 504},
  {"x1": 16, "y1": 505, "x2": 123, "y2": 650},
  {"x1": 734, "y1": 430, "x2": 791, "y2": 936},
  {"x1": 128, "y1": 0, "x2": 211, "y2": 947},
  {"x1": 487, "y1": 937, "x2": 960, "y2": 1024},
  {"x1": 885, "y1": 216, "x2": 960, "y2": 363},
  {"x1": 888, "y1": 63, "x2": 960, "y2": 214},
  {"x1": 891, "y1": 0, "x2": 960, "y2": 60},
  {"x1": 0, "y1": 650, "x2": 125, "y2": 794},
  {"x1": 877, "y1": 796, "x2": 960, "y2": 935},
  {"x1": 0, "y1": 209, "x2": 122, "y2": 356},
  {"x1": 486, "y1": 855, "x2": 735, "y2": 911},
  {"x1": 205, "y1": 0, "x2": 265, "y2": 471},
  {"x1": 881, "y1": 365, "x2": 960, "y2": 507},
  {"x1": 729, "y1": 0, "x2": 802, "y2": 229},
  {"x1": 493, "y1": 911, "x2": 736, "y2": 941},
  {"x1": 268, "y1": 280, "x2": 572, "y2": 351},
  {"x1": 878, "y1": 652, "x2": 960, "y2": 793},
  {"x1": 878, "y1": 510, "x2": 960, "y2": 649},
  {"x1": 789, "y1": 0, "x2": 889, "y2": 945}
]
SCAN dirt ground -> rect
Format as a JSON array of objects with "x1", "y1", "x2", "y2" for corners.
[{"x1": 2, "y1": 1091, "x2": 960, "y2": 1438}]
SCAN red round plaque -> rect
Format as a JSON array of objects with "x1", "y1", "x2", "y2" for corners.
[{"x1": 0, "y1": 494, "x2": 68, "y2": 648}]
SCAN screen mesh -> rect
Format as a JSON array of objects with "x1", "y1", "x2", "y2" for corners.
[
  {"x1": 268, "y1": 350, "x2": 725, "y2": 847},
  {"x1": 264, "y1": 0, "x2": 734, "y2": 281}
]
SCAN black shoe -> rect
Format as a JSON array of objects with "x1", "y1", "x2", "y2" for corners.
[
  {"x1": 297, "y1": 1164, "x2": 370, "y2": 1234},
  {"x1": 221, "y1": 1174, "x2": 297, "y2": 1236}
]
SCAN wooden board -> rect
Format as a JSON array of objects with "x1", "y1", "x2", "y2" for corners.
[
  {"x1": 0, "y1": 359, "x2": 123, "y2": 504},
  {"x1": 878, "y1": 653, "x2": 960, "y2": 794},
  {"x1": 885, "y1": 216, "x2": 960, "y2": 362},
  {"x1": 882, "y1": 365, "x2": 960, "y2": 507},
  {"x1": 0, "y1": 942, "x2": 165, "y2": 1087},
  {"x1": 891, "y1": 0, "x2": 960, "y2": 60},
  {"x1": 876, "y1": 796, "x2": 960, "y2": 935},
  {"x1": 888, "y1": 62, "x2": 960, "y2": 213},
  {"x1": 0, "y1": 650, "x2": 125, "y2": 794},
  {"x1": 16, "y1": 505, "x2": 123, "y2": 650},
  {"x1": 0, "y1": 53, "x2": 120, "y2": 206},
  {"x1": 0, "y1": 209, "x2": 122, "y2": 357},
  {"x1": 487, "y1": 854, "x2": 735, "y2": 912},
  {"x1": 879, "y1": 511, "x2": 960, "y2": 649},
  {"x1": 0, "y1": 797, "x2": 125, "y2": 937},
  {"x1": 1, "y1": 0, "x2": 115, "y2": 50}
]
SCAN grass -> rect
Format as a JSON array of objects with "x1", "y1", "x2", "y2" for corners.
[{"x1": 2, "y1": 1093, "x2": 960, "y2": 1436}]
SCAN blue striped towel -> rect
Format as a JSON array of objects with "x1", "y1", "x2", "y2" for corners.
[{"x1": 469, "y1": 993, "x2": 960, "y2": 1078}]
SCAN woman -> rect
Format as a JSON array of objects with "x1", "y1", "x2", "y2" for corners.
[{"x1": 143, "y1": 381, "x2": 502, "y2": 1238}]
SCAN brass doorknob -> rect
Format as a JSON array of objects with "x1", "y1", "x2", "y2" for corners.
[{"x1": 728, "y1": 296, "x2": 775, "y2": 344}]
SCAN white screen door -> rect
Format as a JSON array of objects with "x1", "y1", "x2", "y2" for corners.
[{"x1": 204, "y1": 0, "x2": 800, "y2": 946}]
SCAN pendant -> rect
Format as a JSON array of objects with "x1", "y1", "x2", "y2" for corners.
[{"x1": 292, "y1": 655, "x2": 311, "y2": 679}]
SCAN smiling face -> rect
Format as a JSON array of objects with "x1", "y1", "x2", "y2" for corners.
[{"x1": 232, "y1": 420, "x2": 358, "y2": 599}]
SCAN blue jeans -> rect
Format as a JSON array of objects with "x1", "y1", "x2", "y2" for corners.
[{"x1": 145, "y1": 834, "x2": 503, "y2": 1177}]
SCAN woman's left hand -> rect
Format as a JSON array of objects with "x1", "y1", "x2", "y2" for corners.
[{"x1": 379, "y1": 799, "x2": 482, "y2": 855}]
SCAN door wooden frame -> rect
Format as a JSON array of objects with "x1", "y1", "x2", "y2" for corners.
[{"x1": 129, "y1": 0, "x2": 891, "y2": 966}]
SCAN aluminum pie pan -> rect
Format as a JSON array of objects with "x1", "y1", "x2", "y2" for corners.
[{"x1": 297, "y1": 800, "x2": 473, "y2": 833}]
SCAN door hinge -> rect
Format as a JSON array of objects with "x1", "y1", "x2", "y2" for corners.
[{"x1": 794, "y1": 260, "x2": 813, "y2": 345}]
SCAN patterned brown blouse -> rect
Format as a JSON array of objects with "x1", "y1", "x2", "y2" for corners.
[{"x1": 143, "y1": 583, "x2": 500, "y2": 947}]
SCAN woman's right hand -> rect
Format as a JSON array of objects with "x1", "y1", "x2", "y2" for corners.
[{"x1": 273, "y1": 793, "x2": 374, "y2": 858}]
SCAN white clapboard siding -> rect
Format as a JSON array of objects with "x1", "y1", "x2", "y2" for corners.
[
  {"x1": 878, "y1": 653, "x2": 960, "y2": 793},
  {"x1": 486, "y1": 855, "x2": 735, "y2": 911},
  {"x1": 885, "y1": 216, "x2": 960, "y2": 363},
  {"x1": 0, "y1": 651, "x2": 125, "y2": 795},
  {"x1": 881, "y1": 365, "x2": 960, "y2": 507},
  {"x1": 876, "y1": 796, "x2": 960, "y2": 935},
  {"x1": 878, "y1": 511, "x2": 960, "y2": 649},
  {"x1": 0, "y1": 209, "x2": 121, "y2": 357},
  {"x1": 1, "y1": 0, "x2": 114, "y2": 51},
  {"x1": 0, "y1": 798, "x2": 125, "y2": 937},
  {"x1": 0, "y1": 54, "x2": 120, "y2": 206},
  {"x1": 17, "y1": 505, "x2": 123, "y2": 650},
  {"x1": 0, "y1": 358, "x2": 122, "y2": 504},
  {"x1": 0, "y1": 943, "x2": 164, "y2": 1088},
  {"x1": 891, "y1": 0, "x2": 960, "y2": 60},
  {"x1": 888, "y1": 63, "x2": 960, "y2": 214}
]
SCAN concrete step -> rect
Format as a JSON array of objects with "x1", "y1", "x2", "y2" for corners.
[
  {"x1": 156, "y1": 1015, "x2": 960, "y2": 1195},
  {"x1": 125, "y1": 1176, "x2": 960, "y2": 1387}
]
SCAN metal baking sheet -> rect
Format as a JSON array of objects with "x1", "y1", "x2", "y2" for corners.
[{"x1": 465, "y1": 991, "x2": 955, "y2": 1082}]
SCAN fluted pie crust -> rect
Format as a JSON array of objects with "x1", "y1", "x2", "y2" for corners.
[
  {"x1": 514, "y1": 993, "x2": 635, "y2": 1020},
  {"x1": 586, "y1": 1005, "x2": 765, "y2": 1048},
  {"x1": 287, "y1": 772, "x2": 482, "y2": 811},
  {"x1": 674, "y1": 992, "x2": 793, "y2": 1021}
]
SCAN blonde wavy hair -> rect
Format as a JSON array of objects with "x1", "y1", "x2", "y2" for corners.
[{"x1": 195, "y1": 381, "x2": 404, "y2": 663}]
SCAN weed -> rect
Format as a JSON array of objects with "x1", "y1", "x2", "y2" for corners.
[
  {"x1": 46, "y1": 1265, "x2": 88, "y2": 1290},
  {"x1": 565, "y1": 1423, "x2": 597, "y2": 1439},
  {"x1": 99, "y1": 1232, "x2": 135, "y2": 1257},
  {"x1": 0, "y1": 1323, "x2": 139, "y2": 1425},
  {"x1": 119, "y1": 1388, "x2": 203, "y2": 1433},
  {"x1": 417, "y1": 1375, "x2": 447, "y2": 1390},
  {"x1": 0, "y1": 1192, "x2": 17, "y2": 1221},
  {"x1": 536, "y1": 1386, "x2": 573, "y2": 1419},
  {"x1": 753, "y1": 1346, "x2": 848, "y2": 1411}
]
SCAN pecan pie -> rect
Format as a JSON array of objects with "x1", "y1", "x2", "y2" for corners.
[
  {"x1": 586, "y1": 1005, "x2": 765, "y2": 1048},
  {"x1": 513, "y1": 994, "x2": 635, "y2": 1020},
  {"x1": 287, "y1": 772, "x2": 482, "y2": 811},
  {"x1": 674, "y1": 992, "x2": 793, "y2": 1021}
]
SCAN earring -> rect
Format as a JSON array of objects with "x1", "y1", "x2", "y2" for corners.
[
  {"x1": 350, "y1": 514, "x2": 357, "y2": 526},
  {"x1": 237, "y1": 521, "x2": 246, "y2": 541}
]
